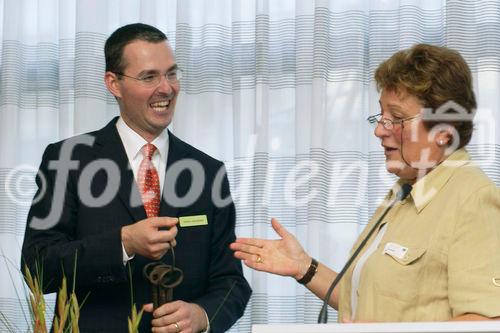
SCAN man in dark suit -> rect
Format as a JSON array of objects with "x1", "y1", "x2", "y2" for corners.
[{"x1": 22, "y1": 23, "x2": 251, "y2": 333}]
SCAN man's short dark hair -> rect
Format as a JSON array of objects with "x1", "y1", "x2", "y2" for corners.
[{"x1": 105, "y1": 23, "x2": 167, "y2": 73}]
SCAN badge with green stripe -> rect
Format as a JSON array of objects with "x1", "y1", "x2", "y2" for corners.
[{"x1": 179, "y1": 215, "x2": 208, "y2": 227}]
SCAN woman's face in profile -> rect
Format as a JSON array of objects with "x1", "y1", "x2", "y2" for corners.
[{"x1": 375, "y1": 89, "x2": 445, "y2": 183}]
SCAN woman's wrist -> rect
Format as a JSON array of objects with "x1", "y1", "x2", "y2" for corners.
[
  {"x1": 296, "y1": 257, "x2": 319, "y2": 285},
  {"x1": 294, "y1": 254, "x2": 312, "y2": 280}
]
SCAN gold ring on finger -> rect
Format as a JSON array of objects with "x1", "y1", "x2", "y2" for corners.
[{"x1": 256, "y1": 255, "x2": 263, "y2": 263}]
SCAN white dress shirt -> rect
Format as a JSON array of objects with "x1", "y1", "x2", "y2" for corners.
[
  {"x1": 116, "y1": 117, "x2": 169, "y2": 263},
  {"x1": 116, "y1": 117, "x2": 169, "y2": 194}
]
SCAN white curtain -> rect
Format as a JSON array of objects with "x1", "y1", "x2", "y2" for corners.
[{"x1": 1, "y1": 0, "x2": 500, "y2": 331}]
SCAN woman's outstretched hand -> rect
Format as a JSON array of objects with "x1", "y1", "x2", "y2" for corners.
[{"x1": 230, "y1": 218, "x2": 311, "y2": 280}]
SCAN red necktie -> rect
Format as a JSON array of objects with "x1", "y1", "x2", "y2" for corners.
[{"x1": 138, "y1": 143, "x2": 160, "y2": 218}]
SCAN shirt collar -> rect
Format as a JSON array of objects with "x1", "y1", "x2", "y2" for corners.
[
  {"x1": 116, "y1": 117, "x2": 169, "y2": 163},
  {"x1": 388, "y1": 148, "x2": 471, "y2": 213}
]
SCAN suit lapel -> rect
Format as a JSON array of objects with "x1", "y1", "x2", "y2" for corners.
[
  {"x1": 93, "y1": 117, "x2": 147, "y2": 223},
  {"x1": 158, "y1": 131, "x2": 191, "y2": 218}
]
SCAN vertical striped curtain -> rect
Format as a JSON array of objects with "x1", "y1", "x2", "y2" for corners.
[{"x1": 1, "y1": 0, "x2": 499, "y2": 332}]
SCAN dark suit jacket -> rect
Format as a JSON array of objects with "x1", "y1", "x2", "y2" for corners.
[{"x1": 22, "y1": 117, "x2": 251, "y2": 332}]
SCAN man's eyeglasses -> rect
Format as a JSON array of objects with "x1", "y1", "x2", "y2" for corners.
[
  {"x1": 115, "y1": 68, "x2": 183, "y2": 87},
  {"x1": 366, "y1": 113, "x2": 421, "y2": 131}
]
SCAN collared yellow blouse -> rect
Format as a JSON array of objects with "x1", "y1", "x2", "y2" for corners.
[{"x1": 339, "y1": 149, "x2": 500, "y2": 321}]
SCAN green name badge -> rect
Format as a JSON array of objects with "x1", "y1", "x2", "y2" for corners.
[{"x1": 179, "y1": 215, "x2": 208, "y2": 227}]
